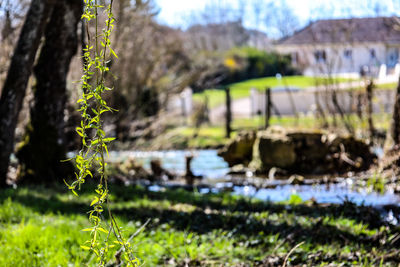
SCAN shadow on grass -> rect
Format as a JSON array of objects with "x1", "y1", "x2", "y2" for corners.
[
  {"x1": 1, "y1": 184, "x2": 398, "y2": 252},
  {"x1": 110, "y1": 184, "x2": 400, "y2": 230}
]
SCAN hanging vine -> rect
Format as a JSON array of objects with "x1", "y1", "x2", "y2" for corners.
[{"x1": 65, "y1": 0, "x2": 139, "y2": 266}]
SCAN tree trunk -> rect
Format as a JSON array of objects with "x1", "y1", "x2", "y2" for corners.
[
  {"x1": 391, "y1": 76, "x2": 400, "y2": 147},
  {"x1": 0, "y1": 0, "x2": 55, "y2": 186},
  {"x1": 17, "y1": 0, "x2": 82, "y2": 183}
]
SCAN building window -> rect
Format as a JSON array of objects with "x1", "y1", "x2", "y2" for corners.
[
  {"x1": 314, "y1": 50, "x2": 326, "y2": 63},
  {"x1": 388, "y1": 48, "x2": 399, "y2": 67},
  {"x1": 344, "y1": 49, "x2": 352, "y2": 60},
  {"x1": 370, "y1": 49, "x2": 376, "y2": 59}
]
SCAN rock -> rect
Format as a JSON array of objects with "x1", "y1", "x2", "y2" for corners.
[
  {"x1": 107, "y1": 156, "x2": 153, "y2": 184},
  {"x1": 288, "y1": 131, "x2": 330, "y2": 173},
  {"x1": 395, "y1": 185, "x2": 400, "y2": 194},
  {"x1": 221, "y1": 126, "x2": 376, "y2": 175},
  {"x1": 256, "y1": 128, "x2": 375, "y2": 174},
  {"x1": 288, "y1": 174, "x2": 305, "y2": 185},
  {"x1": 325, "y1": 134, "x2": 374, "y2": 170},
  {"x1": 218, "y1": 131, "x2": 256, "y2": 167},
  {"x1": 228, "y1": 164, "x2": 247, "y2": 175},
  {"x1": 121, "y1": 157, "x2": 152, "y2": 178},
  {"x1": 258, "y1": 132, "x2": 296, "y2": 169}
]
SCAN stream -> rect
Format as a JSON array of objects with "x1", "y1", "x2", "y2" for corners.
[{"x1": 109, "y1": 150, "x2": 400, "y2": 207}]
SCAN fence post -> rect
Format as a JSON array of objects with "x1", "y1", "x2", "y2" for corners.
[
  {"x1": 265, "y1": 87, "x2": 271, "y2": 129},
  {"x1": 225, "y1": 87, "x2": 232, "y2": 138},
  {"x1": 180, "y1": 95, "x2": 187, "y2": 126},
  {"x1": 366, "y1": 80, "x2": 375, "y2": 139}
]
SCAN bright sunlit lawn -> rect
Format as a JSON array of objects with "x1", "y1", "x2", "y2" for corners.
[
  {"x1": 193, "y1": 75, "x2": 357, "y2": 108},
  {"x1": 0, "y1": 185, "x2": 399, "y2": 266}
]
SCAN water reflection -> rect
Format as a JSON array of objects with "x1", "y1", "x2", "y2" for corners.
[
  {"x1": 231, "y1": 183, "x2": 400, "y2": 206},
  {"x1": 110, "y1": 150, "x2": 400, "y2": 206},
  {"x1": 109, "y1": 150, "x2": 230, "y2": 178}
]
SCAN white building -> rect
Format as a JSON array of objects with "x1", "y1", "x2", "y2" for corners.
[{"x1": 275, "y1": 17, "x2": 400, "y2": 80}]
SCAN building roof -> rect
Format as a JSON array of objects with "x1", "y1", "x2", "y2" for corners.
[{"x1": 279, "y1": 16, "x2": 400, "y2": 45}]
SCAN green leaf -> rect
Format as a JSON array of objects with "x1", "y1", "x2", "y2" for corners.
[
  {"x1": 80, "y1": 245, "x2": 91, "y2": 250},
  {"x1": 91, "y1": 139, "x2": 99, "y2": 146},
  {"x1": 71, "y1": 189, "x2": 79, "y2": 197},
  {"x1": 63, "y1": 179, "x2": 72, "y2": 189},
  {"x1": 98, "y1": 129, "x2": 105, "y2": 136},
  {"x1": 103, "y1": 144, "x2": 109, "y2": 158},
  {"x1": 92, "y1": 249, "x2": 100, "y2": 257},
  {"x1": 76, "y1": 127, "x2": 84, "y2": 137},
  {"x1": 81, "y1": 228, "x2": 93, "y2": 232},
  {"x1": 109, "y1": 47, "x2": 118, "y2": 59},
  {"x1": 85, "y1": 169, "x2": 93, "y2": 178},
  {"x1": 90, "y1": 198, "x2": 98, "y2": 206},
  {"x1": 98, "y1": 227, "x2": 109, "y2": 234}
]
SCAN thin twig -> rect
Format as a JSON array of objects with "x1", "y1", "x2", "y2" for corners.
[
  {"x1": 282, "y1": 241, "x2": 304, "y2": 267},
  {"x1": 106, "y1": 219, "x2": 151, "y2": 267},
  {"x1": 116, "y1": 219, "x2": 151, "y2": 256}
]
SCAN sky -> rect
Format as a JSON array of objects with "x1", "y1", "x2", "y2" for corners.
[{"x1": 154, "y1": 0, "x2": 400, "y2": 37}]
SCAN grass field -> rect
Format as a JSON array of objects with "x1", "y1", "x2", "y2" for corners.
[
  {"x1": 0, "y1": 185, "x2": 399, "y2": 266},
  {"x1": 233, "y1": 113, "x2": 392, "y2": 131},
  {"x1": 193, "y1": 76, "x2": 357, "y2": 108},
  {"x1": 136, "y1": 126, "x2": 235, "y2": 150},
  {"x1": 375, "y1": 82, "x2": 397, "y2": 90},
  {"x1": 149, "y1": 113, "x2": 391, "y2": 150}
]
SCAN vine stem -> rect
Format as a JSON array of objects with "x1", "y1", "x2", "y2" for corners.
[{"x1": 69, "y1": 1, "x2": 139, "y2": 266}]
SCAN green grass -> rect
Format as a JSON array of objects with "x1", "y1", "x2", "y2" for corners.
[
  {"x1": 194, "y1": 76, "x2": 357, "y2": 108},
  {"x1": 233, "y1": 113, "x2": 391, "y2": 131},
  {"x1": 145, "y1": 112, "x2": 391, "y2": 150},
  {"x1": 375, "y1": 82, "x2": 397, "y2": 90},
  {"x1": 147, "y1": 126, "x2": 235, "y2": 150},
  {"x1": 0, "y1": 185, "x2": 398, "y2": 266},
  {"x1": 178, "y1": 126, "x2": 236, "y2": 148},
  {"x1": 232, "y1": 115, "x2": 319, "y2": 130},
  {"x1": 348, "y1": 82, "x2": 397, "y2": 91}
]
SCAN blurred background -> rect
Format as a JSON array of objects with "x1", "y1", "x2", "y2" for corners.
[{"x1": 1, "y1": 0, "x2": 400, "y2": 265}]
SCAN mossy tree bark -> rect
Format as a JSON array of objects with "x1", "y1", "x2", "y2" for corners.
[
  {"x1": 17, "y1": 0, "x2": 82, "y2": 183},
  {"x1": 0, "y1": 0, "x2": 55, "y2": 186}
]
